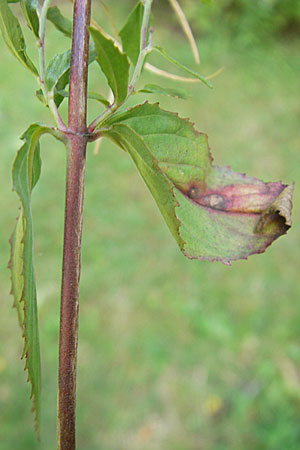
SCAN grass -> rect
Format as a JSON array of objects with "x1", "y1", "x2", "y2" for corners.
[{"x1": 0, "y1": 4, "x2": 300, "y2": 449}]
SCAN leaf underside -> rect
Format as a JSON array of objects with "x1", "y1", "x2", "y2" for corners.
[
  {"x1": 103, "y1": 102, "x2": 293, "y2": 264},
  {"x1": 8, "y1": 124, "x2": 57, "y2": 436}
]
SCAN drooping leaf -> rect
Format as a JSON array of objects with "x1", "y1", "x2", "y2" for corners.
[
  {"x1": 119, "y1": 1, "x2": 143, "y2": 66},
  {"x1": 138, "y1": 83, "x2": 189, "y2": 99},
  {"x1": 20, "y1": 0, "x2": 39, "y2": 38},
  {"x1": 0, "y1": 0, "x2": 38, "y2": 74},
  {"x1": 46, "y1": 5, "x2": 72, "y2": 38},
  {"x1": 89, "y1": 26, "x2": 129, "y2": 105},
  {"x1": 103, "y1": 103, "x2": 293, "y2": 263},
  {"x1": 8, "y1": 124, "x2": 62, "y2": 435},
  {"x1": 152, "y1": 47, "x2": 212, "y2": 88}
]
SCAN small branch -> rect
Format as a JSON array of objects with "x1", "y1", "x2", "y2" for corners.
[
  {"x1": 144, "y1": 62, "x2": 224, "y2": 82},
  {"x1": 128, "y1": 0, "x2": 153, "y2": 94},
  {"x1": 57, "y1": 0, "x2": 91, "y2": 449},
  {"x1": 37, "y1": 0, "x2": 66, "y2": 130}
]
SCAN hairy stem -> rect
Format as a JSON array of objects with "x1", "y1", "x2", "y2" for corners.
[{"x1": 57, "y1": 1, "x2": 91, "y2": 449}]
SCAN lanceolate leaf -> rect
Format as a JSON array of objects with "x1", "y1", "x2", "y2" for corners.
[
  {"x1": 46, "y1": 6, "x2": 72, "y2": 38},
  {"x1": 8, "y1": 124, "x2": 62, "y2": 435},
  {"x1": 119, "y1": 1, "x2": 143, "y2": 66},
  {"x1": 152, "y1": 47, "x2": 212, "y2": 88},
  {"x1": 20, "y1": 0, "x2": 39, "y2": 38},
  {"x1": 0, "y1": 0, "x2": 38, "y2": 75},
  {"x1": 103, "y1": 103, "x2": 293, "y2": 263},
  {"x1": 89, "y1": 26, "x2": 129, "y2": 105}
]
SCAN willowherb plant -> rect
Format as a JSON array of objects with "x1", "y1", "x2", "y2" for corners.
[{"x1": 0, "y1": 0, "x2": 293, "y2": 448}]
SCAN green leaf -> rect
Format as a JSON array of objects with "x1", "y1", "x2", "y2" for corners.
[
  {"x1": 46, "y1": 6, "x2": 72, "y2": 38},
  {"x1": 20, "y1": 0, "x2": 39, "y2": 38},
  {"x1": 119, "y1": 1, "x2": 143, "y2": 66},
  {"x1": 0, "y1": 0, "x2": 38, "y2": 74},
  {"x1": 45, "y1": 49, "x2": 71, "y2": 91},
  {"x1": 44, "y1": 49, "x2": 71, "y2": 107},
  {"x1": 103, "y1": 103, "x2": 293, "y2": 263},
  {"x1": 152, "y1": 47, "x2": 212, "y2": 88},
  {"x1": 44, "y1": 45, "x2": 97, "y2": 108},
  {"x1": 9, "y1": 124, "x2": 61, "y2": 435},
  {"x1": 138, "y1": 83, "x2": 189, "y2": 99},
  {"x1": 89, "y1": 26, "x2": 129, "y2": 105}
]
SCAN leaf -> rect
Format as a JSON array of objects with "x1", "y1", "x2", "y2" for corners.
[
  {"x1": 103, "y1": 102, "x2": 293, "y2": 263},
  {"x1": 0, "y1": 0, "x2": 38, "y2": 74},
  {"x1": 8, "y1": 124, "x2": 60, "y2": 435},
  {"x1": 152, "y1": 47, "x2": 212, "y2": 88},
  {"x1": 89, "y1": 26, "x2": 129, "y2": 105},
  {"x1": 45, "y1": 49, "x2": 71, "y2": 91},
  {"x1": 138, "y1": 83, "x2": 189, "y2": 99},
  {"x1": 119, "y1": 1, "x2": 143, "y2": 66},
  {"x1": 46, "y1": 6, "x2": 72, "y2": 38},
  {"x1": 20, "y1": 0, "x2": 39, "y2": 38},
  {"x1": 44, "y1": 45, "x2": 97, "y2": 108}
]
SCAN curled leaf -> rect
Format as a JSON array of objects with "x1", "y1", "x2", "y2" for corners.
[{"x1": 103, "y1": 103, "x2": 293, "y2": 263}]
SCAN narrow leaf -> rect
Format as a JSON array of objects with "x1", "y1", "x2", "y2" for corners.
[
  {"x1": 0, "y1": 0, "x2": 38, "y2": 75},
  {"x1": 89, "y1": 26, "x2": 129, "y2": 105},
  {"x1": 9, "y1": 124, "x2": 59, "y2": 435},
  {"x1": 20, "y1": 0, "x2": 39, "y2": 38},
  {"x1": 104, "y1": 103, "x2": 293, "y2": 263},
  {"x1": 138, "y1": 83, "x2": 189, "y2": 99},
  {"x1": 153, "y1": 47, "x2": 212, "y2": 88},
  {"x1": 119, "y1": 1, "x2": 143, "y2": 65},
  {"x1": 46, "y1": 6, "x2": 72, "y2": 38}
]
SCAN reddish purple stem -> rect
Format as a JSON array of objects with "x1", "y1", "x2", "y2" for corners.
[{"x1": 58, "y1": 1, "x2": 91, "y2": 449}]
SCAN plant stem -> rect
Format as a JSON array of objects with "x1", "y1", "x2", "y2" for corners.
[
  {"x1": 57, "y1": 1, "x2": 91, "y2": 449},
  {"x1": 37, "y1": 0, "x2": 66, "y2": 130}
]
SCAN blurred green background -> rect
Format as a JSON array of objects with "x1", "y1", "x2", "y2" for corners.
[{"x1": 0, "y1": 1, "x2": 300, "y2": 449}]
